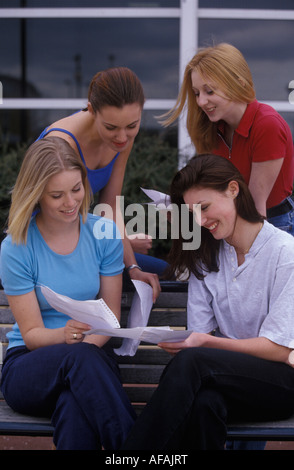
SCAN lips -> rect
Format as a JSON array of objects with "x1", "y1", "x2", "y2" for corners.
[
  {"x1": 205, "y1": 107, "x2": 216, "y2": 114},
  {"x1": 206, "y1": 221, "x2": 218, "y2": 232},
  {"x1": 113, "y1": 140, "x2": 128, "y2": 149},
  {"x1": 61, "y1": 206, "x2": 78, "y2": 215}
]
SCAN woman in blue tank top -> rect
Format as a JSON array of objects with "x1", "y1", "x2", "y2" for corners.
[{"x1": 37, "y1": 68, "x2": 165, "y2": 300}]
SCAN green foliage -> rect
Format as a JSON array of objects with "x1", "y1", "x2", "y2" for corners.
[
  {"x1": 122, "y1": 131, "x2": 179, "y2": 260},
  {"x1": 122, "y1": 131, "x2": 178, "y2": 205}
]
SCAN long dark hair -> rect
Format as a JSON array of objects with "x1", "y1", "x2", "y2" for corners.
[{"x1": 167, "y1": 154, "x2": 264, "y2": 280}]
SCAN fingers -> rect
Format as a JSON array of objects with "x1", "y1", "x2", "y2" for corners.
[
  {"x1": 129, "y1": 269, "x2": 161, "y2": 302},
  {"x1": 158, "y1": 342, "x2": 183, "y2": 355},
  {"x1": 148, "y1": 274, "x2": 161, "y2": 302},
  {"x1": 65, "y1": 320, "x2": 91, "y2": 344}
]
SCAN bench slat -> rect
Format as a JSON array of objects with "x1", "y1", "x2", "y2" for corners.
[
  {"x1": 0, "y1": 401, "x2": 53, "y2": 436},
  {"x1": 119, "y1": 364, "x2": 165, "y2": 384}
]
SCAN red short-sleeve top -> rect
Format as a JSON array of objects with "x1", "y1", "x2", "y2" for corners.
[{"x1": 214, "y1": 99, "x2": 294, "y2": 208}]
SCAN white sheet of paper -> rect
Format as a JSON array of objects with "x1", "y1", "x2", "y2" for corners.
[
  {"x1": 40, "y1": 285, "x2": 120, "y2": 329},
  {"x1": 84, "y1": 326, "x2": 191, "y2": 344},
  {"x1": 140, "y1": 187, "x2": 171, "y2": 209},
  {"x1": 40, "y1": 283, "x2": 191, "y2": 353},
  {"x1": 114, "y1": 280, "x2": 154, "y2": 356}
]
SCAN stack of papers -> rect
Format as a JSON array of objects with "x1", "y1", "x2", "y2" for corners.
[{"x1": 41, "y1": 281, "x2": 191, "y2": 356}]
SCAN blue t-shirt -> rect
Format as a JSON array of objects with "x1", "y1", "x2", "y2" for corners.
[{"x1": 0, "y1": 214, "x2": 124, "y2": 349}]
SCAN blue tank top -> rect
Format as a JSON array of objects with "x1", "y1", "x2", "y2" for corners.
[{"x1": 37, "y1": 127, "x2": 120, "y2": 194}]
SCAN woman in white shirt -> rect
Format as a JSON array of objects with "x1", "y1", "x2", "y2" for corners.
[{"x1": 122, "y1": 154, "x2": 294, "y2": 450}]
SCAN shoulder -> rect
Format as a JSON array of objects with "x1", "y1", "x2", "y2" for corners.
[
  {"x1": 262, "y1": 221, "x2": 294, "y2": 259},
  {"x1": 82, "y1": 214, "x2": 122, "y2": 251},
  {"x1": 84, "y1": 213, "x2": 120, "y2": 235},
  {"x1": 254, "y1": 102, "x2": 290, "y2": 133},
  {"x1": 1, "y1": 219, "x2": 37, "y2": 255}
]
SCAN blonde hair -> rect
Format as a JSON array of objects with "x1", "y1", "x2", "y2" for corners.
[
  {"x1": 8, "y1": 137, "x2": 92, "y2": 244},
  {"x1": 160, "y1": 43, "x2": 256, "y2": 152}
]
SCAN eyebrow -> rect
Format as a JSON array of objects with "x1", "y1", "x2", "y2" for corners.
[
  {"x1": 47, "y1": 181, "x2": 82, "y2": 194},
  {"x1": 103, "y1": 119, "x2": 140, "y2": 127}
]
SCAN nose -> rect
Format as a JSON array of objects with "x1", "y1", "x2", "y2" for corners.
[
  {"x1": 64, "y1": 193, "x2": 75, "y2": 207},
  {"x1": 196, "y1": 92, "x2": 208, "y2": 108},
  {"x1": 199, "y1": 213, "x2": 207, "y2": 226},
  {"x1": 191, "y1": 204, "x2": 202, "y2": 226},
  {"x1": 116, "y1": 128, "x2": 127, "y2": 142}
]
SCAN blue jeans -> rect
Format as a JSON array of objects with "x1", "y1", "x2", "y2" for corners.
[
  {"x1": 135, "y1": 253, "x2": 168, "y2": 276},
  {"x1": 267, "y1": 196, "x2": 294, "y2": 236},
  {"x1": 1, "y1": 343, "x2": 136, "y2": 450}
]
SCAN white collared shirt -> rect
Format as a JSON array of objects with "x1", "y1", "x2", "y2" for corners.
[{"x1": 187, "y1": 221, "x2": 294, "y2": 348}]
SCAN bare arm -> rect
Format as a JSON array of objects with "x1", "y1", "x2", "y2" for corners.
[
  {"x1": 7, "y1": 291, "x2": 91, "y2": 351},
  {"x1": 97, "y1": 148, "x2": 161, "y2": 301},
  {"x1": 248, "y1": 159, "x2": 284, "y2": 216},
  {"x1": 159, "y1": 332, "x2": 292, "y2": 365}
]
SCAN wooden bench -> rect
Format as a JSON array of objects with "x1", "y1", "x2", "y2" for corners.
[{"x1": 1, "y1": 282, "x2": 294, "y2": 443}]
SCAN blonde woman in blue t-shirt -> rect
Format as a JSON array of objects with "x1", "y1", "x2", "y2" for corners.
[{"x1": 0, "y1": 137, "x2": 136, "y2": 450}]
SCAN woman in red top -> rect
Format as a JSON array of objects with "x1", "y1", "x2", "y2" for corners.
[{"x1": 161, "y1": 43, "x2": 294, "y2": 234}]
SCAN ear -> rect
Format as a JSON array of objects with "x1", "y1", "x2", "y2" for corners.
[
  {"x1": 226, "y1": 180, "x2": 239, "y2": 199},
  {"x1": 87, "y1": 102, "x2": 94, "y2": 115}
]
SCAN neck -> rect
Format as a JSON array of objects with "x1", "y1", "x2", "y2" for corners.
[
  {"x1": 79, "y1": 111, "x2": 102, "y2": 145},
  {"x1": 225, "y1": 102, "x2": 247, "y2": 131},
  {"x1": 36, "y1": 214, "x2": 80, "y2": 255},
  {"x1": 225, "y1": 219, "x2": 263, "y2": 256}
]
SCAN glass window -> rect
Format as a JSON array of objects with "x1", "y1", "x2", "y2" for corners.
[
  {"x1": 0, "y1": 1, "x2": 180, "y2": 7},
  {"x1": 0, "y1": 107, "x2": 175, "y2": 147},
  {"x1": 0, "y1": 18, "x2": 178, "y2": 101},
  {"x1": 199, "y1": 0, "x2": 294, "y2": 9},
  {"x1": 199, "y1": 19, "x2": 294, "y2": 103}
]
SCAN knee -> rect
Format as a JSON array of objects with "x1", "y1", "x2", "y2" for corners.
[
  {"x1": 195, "y1": 388, "x2": 227, "y2": 419},
  {"x1": 164, "y1": 348, "x2": 208, "y2": 376},
  {"x1": 61, "y1": 343, "x2": 120, "y2": 383},
  {"x1": 63, "y1": 342, "x2": 111, "y2": 367},
  {"x1": 159, "y1": 348, "x2": 201, "y2": 388}
]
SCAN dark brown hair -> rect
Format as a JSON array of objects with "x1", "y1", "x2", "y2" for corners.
[
  {"x1": 167, "y1": 154, "x2": 264, "y2": 280},
  {"x1": 88, "y1": 67, "x2": 145, "y2": 112}
]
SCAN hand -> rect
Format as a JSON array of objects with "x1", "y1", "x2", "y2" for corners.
[
  {"x1": 64, "y1": 319, "x2": 91, "y2": 344},
  {"x1": 158, "y1": 332, "x2": 206, "y2": 355},
  {"x1": 128, "y1": 267, "x2": 161, "y2": 302},
  {"x1": 127, "y1": 233, "x2": 153, "y2": 254}
]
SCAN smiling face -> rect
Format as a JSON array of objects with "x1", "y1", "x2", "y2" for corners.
[
  {"x1": 191, "y1": 70, "x2": 243, "y2": 126},
  {"x1": 183, "y1": 183, "x2": 239, "y2": 241},
  {"x1": 92, "y1": 103, "x2": 142, "y2": 152},
  {"x1": 38, "y1": 169, "x2": 85, "y2": 227}
]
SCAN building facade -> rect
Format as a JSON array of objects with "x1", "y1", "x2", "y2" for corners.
[{"x1": 0, "y1": 0, "x2": 293, "y2": 163}]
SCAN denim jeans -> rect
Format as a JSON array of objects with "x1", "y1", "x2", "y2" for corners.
[
  {"x1": 122, "y1": 348, "x2": 294, "y2": 450},
  {"x1": 1, "y1": 343, "x2": 136, "y2": 450},
  {"x1": 267, "y1": 196, "x2": 294, "y2": 236}
]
